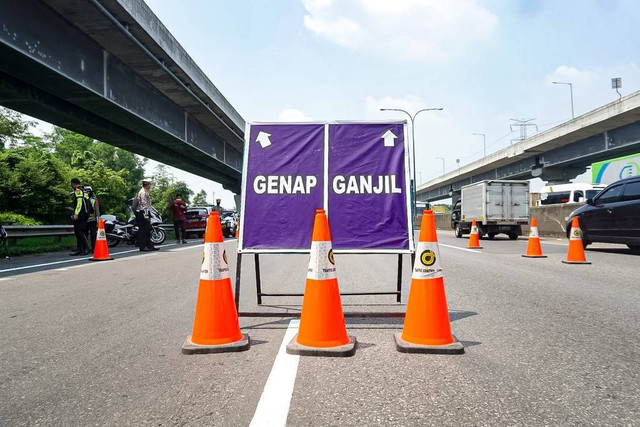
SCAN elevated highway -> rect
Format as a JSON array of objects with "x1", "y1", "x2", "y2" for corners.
[
  {"x1": 417, "y1": 91, "x2": 640, "y2": 201},
  {"x1": 0, "y1": 0, "x2": 244, "y2": 192}
]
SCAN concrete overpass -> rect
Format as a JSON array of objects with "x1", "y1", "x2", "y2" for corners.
[
  {"x1": 0, "y1": 0, "x2": 244, "y2": 192},
  {"x1": 417, "y1": 91, "x2": 640, "y2": 202}
]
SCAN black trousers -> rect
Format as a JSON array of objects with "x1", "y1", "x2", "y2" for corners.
[
  {"x1": 73, "y1": 216, "x2": 89, "y2": 252},
  {"x1": 135, "y1": 210, "x2": 153, "y2": 249},
  {"x1": 173, "y1": 220, "x2": 186, "y2": 241},
  {"x1": 87, "y1": 220, "x2": 97, "y2": 250}
]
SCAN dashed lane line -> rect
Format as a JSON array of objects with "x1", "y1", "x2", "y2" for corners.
[
  {"x1": 249, "y1": 319, "x2": 301, "y2": 427},
  {"x1": 439, "y1": 243, "x2": 483, "y2": 253}
]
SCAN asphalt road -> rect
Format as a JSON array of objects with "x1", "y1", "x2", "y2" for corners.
[{"x1": 1, "y1": 232, "x2": 639, "y2": 426}]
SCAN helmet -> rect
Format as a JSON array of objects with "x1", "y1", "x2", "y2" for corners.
[{"x1": 84, "y1": 186, "x2": 93, "y2": 192}]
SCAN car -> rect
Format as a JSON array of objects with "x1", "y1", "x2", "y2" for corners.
[
  {"x1": 185, "y1": 206, "x2": 234, "y2": 238},
  {"x1": 566, "y1": 176, "x2": 640, "y2": 252}
]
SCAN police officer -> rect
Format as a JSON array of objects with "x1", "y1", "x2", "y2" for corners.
[
  {"x1": 69, "y1": 178, "x2": 90, "y2": 256},
  {"x1": 84, "y1": 186, "x2": 100, "y2": 251},
  {"x1": 132, "y1": 179, "x2": 158, "y2": 252}
]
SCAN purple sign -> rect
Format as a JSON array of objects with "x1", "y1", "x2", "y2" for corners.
[
  {"x1": 240, "y1": 122, "x2": 412, "y2": 253},
  {"x1": 240, "y1": 124, "x2": 324, "y2": 250},
  {"x1": 328, "y1": 123, "x2": 410, "y2": 251}
]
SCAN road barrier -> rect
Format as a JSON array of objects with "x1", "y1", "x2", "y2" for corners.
[{"x1": 2, "y1": 225, "x2": 74, "y2": 245}]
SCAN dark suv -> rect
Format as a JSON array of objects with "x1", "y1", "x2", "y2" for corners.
[{"x1": 566, "y1": 176, "x2": 640, "y2": 252}]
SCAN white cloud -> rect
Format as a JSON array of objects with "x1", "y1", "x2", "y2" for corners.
[
  {"x1": 278, "y1": 108, "x2": 313, "y2": 122},
  {"x1": 302, "y1": 0, "x2": 498, "y2": 61},
  {"x1": 544, "y1": 65, "x2": 598, "y2": 87}
]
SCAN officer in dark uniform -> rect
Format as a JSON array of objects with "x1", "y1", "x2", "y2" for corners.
[{"x1": 70, "y1": 178, "x2": 90, "y2": 256}]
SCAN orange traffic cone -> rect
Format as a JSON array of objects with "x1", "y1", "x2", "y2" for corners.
[
  {"x1": 522, "y1": 217, "x2": 546, "y2": 258},
  {"x1": 89, "y1": 220, "x2": 112, "y2": 261},
  {"x1": 467, "y1": 219, "x2": 483, "y2": 249},
  {"x1": 286, "y1": 209, "x2": 356, "y2": 357},
  {"x1": 395, "y1": 210, "x2": 464, "y2": 354},
  {"x1": 235, "y1": 227, "x2": 239, "y2": 239},
  {"x1": 182, "y1": 211, "x2": 250, "y2": 354},
  {"x1": 562, "y1": 217, "x2": 591, "y2": 265}
]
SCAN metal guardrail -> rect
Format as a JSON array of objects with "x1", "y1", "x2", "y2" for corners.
[{"x1": 3, "y1": 225, "x2": 75, "y2": 240}]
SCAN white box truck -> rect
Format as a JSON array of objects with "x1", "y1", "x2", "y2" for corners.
[{"x1": 451, "y1": 180, "x2": 530, "y2": 240}]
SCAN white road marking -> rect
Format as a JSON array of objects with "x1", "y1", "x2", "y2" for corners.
[
  {"x1": 249, "y1": 319, "x2": 301, "y2": 427},
  {"x1": 0, "y1": 277, "x2": 12, "y2": 281},
  {"x1": 55, "y1": 268, "x2": 69, "y2": 271},
  {"x1": 0, "y1": 244, "x2": 177, "y2": 274},
  {"x1": 169, "y1": 244, "x2": 204, "y2": 252},
  {"x1": 439, "y1": 243, "x2": 483, "y2": 253}
]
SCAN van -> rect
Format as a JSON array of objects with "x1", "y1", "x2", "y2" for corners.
[{"x1": 538, "y1": 183, "x2": 605, "y2": 206}]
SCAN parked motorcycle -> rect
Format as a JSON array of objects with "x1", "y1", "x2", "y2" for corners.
[{"x1": 101, "y1": 207, "x2": 166, "y2": 247}]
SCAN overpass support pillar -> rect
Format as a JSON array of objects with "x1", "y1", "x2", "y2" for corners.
[{"x1": 234, "y1": 193, "x2": 242, "y2": 214}]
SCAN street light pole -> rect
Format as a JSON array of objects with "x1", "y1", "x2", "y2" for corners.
[
  {"x1": 473, "y1": 133, "x2": 486, "y2": 157},
  {"x1": 435, "y1": 157, "x2": 445, "y2": 175},
  {"x1": 552, "y1": 81, "x2": 575, "y2": 119},
  {"x1": 380, "y1": 107, "x2": 443, "y2": 224}
]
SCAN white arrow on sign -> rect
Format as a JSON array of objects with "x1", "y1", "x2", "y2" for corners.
[
  {"x1": 381, "y1": 129, "x2": 397, "y2": 147},
  {"x1": 256, "y1": 131, "x2": 272, "y2": 148}
]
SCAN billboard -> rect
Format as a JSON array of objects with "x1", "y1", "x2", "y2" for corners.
[
  {"x1": 239, "y1": 122, "x2": 413, "y2": 253},
  {"x1": 592, "y1": 153, "x2": 640, "y2": 184}
]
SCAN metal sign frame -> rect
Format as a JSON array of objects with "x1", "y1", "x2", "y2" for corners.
[
  {"x1": 234, "y1": 120, "x2": 414, "y2": 314},
  {"x1": 238, "y1": 120, "x2": 414, "y2": 254}
]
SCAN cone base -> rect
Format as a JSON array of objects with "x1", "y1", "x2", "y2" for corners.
[
  {"x1": 467, "y1": 246, "x2": 483, "y2": 249},
  {"x1": 394, "y1": 332, "x2": 464, "y2": 354},
  {"x1": 562, "y1": 260, "x2": 591, "y2": 265},
  {"x1": 522, "y1": 254, "x2": 547, "y2": 258},
  {"x1": 89, "y1": 257, "x2": 113, "y2": 261},
  {"x1": 181, "y1": 334, "x2": 250, "y2": 354},
  {"x1": 286, "y1": 334, "x2": 356, "y2": 357}
]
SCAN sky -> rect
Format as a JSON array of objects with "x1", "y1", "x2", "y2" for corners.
[{"x1": 30, "y1": 0, "x2": 640, "y2": 206}]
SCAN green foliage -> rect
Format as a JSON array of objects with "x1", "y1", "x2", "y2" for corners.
[
  {"x1": 193, "y1": 189, "x2": 207, "y2": 205},
  {"x1": 1, "y1": 236, "x2": 76, "y2": 257},
  {"x1": 0, "y1": 147, "x2": 71, "y2": 223},
  {"x1": 0, "y1": 107, "x2": 35, "y2": 149},
  {"x1": 149, "y1": 165, "x2": 193, "y2": 221},
  {"x1": 0, "y1": 212, "x2": 42, "y2": 226},
  {"x1": 0, "y1": 107, "x2": 193, "y2": 228}
]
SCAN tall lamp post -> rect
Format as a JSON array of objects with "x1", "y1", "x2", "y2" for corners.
[
  {"x1": 473, "y1": 133, "x2": 486, "y2": 158},
  {"x1": 552, "y1": 81, "x2": 575, "y2": 119},
  {"x1": 380, "y1": 107, "x2": 443, "y2": 226}
]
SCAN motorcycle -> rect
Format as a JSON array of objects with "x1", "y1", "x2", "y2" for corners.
[{"x1": 102, "y1": 207, "x2": 167, "y2": 247}]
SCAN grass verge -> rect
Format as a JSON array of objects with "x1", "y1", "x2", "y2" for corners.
[{"x1": 1, "y1": 236, "x2": 77, "y2": 257}]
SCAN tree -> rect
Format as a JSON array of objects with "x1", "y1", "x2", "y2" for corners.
[
  {"x1": 193, "y1": 190, "x2": 207, "y2": 205},
  {"x1": 0, "y1": 147, "x2": 71, "y2": 223},
  {"x1": 47, "y1": 127, "x2": 146, "y2": 198},
  {"x1": 0, "y1": 107, "x2": 35, "y2": 149},
  {"x1": 149, "y1": 165, "x2": 194, "y2": 221}
]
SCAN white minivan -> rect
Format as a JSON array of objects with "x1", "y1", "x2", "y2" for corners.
[{"x1": 538, "y1": 183, "x2": 606, "y2": 206}]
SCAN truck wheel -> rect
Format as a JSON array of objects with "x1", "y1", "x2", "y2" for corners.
[
  {"x1": 508, "y1": 233, "x2": 518, "y2": 240},
  {"x1": 454, "y1": 224, "x2": 463, "y2": 238},
  {"x1": 627, "y1": 244, "x2": 640, "y2": 253},
  {"x1": 488, "y1": 233, "x2": 496, "y2": 240}
]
